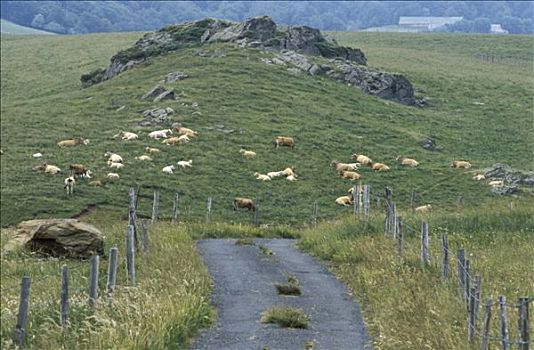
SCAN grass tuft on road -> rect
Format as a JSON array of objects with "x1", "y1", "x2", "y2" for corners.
[{"x1": 260, "y1": 306, "x2": 310, "y2": 329}]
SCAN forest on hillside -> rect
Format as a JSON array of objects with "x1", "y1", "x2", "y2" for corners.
[{"x1": 1, "y1": 1, "x2": 533, "y2": 34}]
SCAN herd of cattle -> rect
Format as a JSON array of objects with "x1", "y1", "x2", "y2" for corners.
[{"x1": 27, "y1": 129, "x2": 502, "y2": 214}]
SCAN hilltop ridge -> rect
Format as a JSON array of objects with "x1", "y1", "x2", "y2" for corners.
[{"x1": 81, "y1": 16, "x2": 421, "y2": 105}]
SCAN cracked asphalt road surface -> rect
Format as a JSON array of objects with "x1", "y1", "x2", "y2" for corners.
[{"x1": 191, "y1": 239, "x2": 372, "y2": 350}]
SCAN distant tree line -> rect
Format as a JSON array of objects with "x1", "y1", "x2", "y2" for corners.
[{"x1": 1, "y1": 1, "x2": 532, "y2": 34}]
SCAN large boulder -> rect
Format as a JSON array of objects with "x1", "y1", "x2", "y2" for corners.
[{"x1": 5, "y1": 219, "x2": 104, "y2": 258}]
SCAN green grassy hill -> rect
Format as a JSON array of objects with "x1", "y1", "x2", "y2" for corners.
[
  {"x1": 0, "y1": 19, "x2": 57, "y2": 35},
  {"x1": 1, "y1": 32, "x2": 533, "y2": 227}
]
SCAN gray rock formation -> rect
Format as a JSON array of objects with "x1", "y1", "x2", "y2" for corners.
[
  {"x1": 420, "y1": 138, "x2": 443, "y2": 152},
  {"x1": 270, "y1": 51, "x2": 420, "y2": 105},
  {"x1": 138, "y1": 107, "x2": 175, "y2": 126},
  {"x1": 80, "y1": 16, "x2": 423, "y2": 105},
  {"x1": 5, "y1": 219, "x2": 104, "y2": 258},
  {"x1": 141, "y1": 85, "x2": 167, "y2": 100},
  {"x1": 81, "y1": 17, "x2": 366, "y2": 86},
  {"x1": 164, "y1": 71, "x2": 189, "y2": 83},
  {"x1": 484, "y1": 163, "x2": 534, "y2": 186},
  {"x1": 154, "y1": 89, "x2": 175, "y2": 102}
]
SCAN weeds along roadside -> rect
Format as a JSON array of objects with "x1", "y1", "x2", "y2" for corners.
[
  {"x1": 297, "y1": 200, "x2": 534, "y2": 350},
  {"x1": 0, "y1": 212, "x2": 213, "y2": 350}
]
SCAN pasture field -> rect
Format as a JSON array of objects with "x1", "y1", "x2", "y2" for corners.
[
  {"x1": 1, "y1": 30, "x2": 533, "y2": 349},
  {"x1": 1, "y1": 32, "x2": 533, "y2": 227}
]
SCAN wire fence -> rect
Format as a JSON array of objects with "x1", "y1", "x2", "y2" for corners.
[{"x1": 383, "y1": 186, "x2": 532, "y2": 349}]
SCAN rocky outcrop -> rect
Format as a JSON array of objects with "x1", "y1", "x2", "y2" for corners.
[
  {"x1": 5, "y1": 219, "x2": 104, "y2": 258},
  {"x1": 164, "y1": 71, "x2": 189, "y2": 83},
  {"x1": 81, "y1": 16, "x2": 422, "y2": 105},
  {"x1": 81, "y1": 17, "x2": 366, "y2": 86},
  {"x1": 264, "y1": 51, "x2": 421, "y2": 105},
  {"x1": 484, "y1": 163, "x2": 534, "y2": 186},
  {"x1": 138, "y1": 107, "x2": 175, "y2": 126},
  {"x1": 141, "y1": 85, "x2": 175, "y2": 102}
]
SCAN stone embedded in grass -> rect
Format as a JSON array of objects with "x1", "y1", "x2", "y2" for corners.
[{"x1": 260, "y1": 306, "x2": 309, "y2": 329}]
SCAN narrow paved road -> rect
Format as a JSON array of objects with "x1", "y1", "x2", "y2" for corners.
[{"x1": 191, "y1": 239, "x2": 372, "y2": 350}]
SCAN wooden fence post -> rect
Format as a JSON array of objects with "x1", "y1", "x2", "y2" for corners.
[
  {"x1": 253, "y1": 196, "x2": 259, "y2": 227},
  {"x1": 457, "y1": 249, "x2": 466, "y2": 299},
  {"x1": 364, "y1": 185, "x2": 370, "y2": 229},
  {"x1": 107, "y1": 247, "x2": 118, "y2": 295},
  {"x1": 441, "y1": 233, "x2": 449, "y2": 283},
  {"x1": 312, "y1": 201, "x2": 318, "y2": 228},
  {"x1": 126, "y1": 225, "x2": 136, "y2": 286},
  {"x1": 128, "y1": 187, "x2": 138, "y2": 247},
  {"x1": 352, "y1": 185, "x2": 358, "y2": 218},
  {"x1": 15, "y1": 276, "x2": 31, "y2": 347},
  {"x1": 151, "y1": 191, "x2": 159, "y2": 224},
  {"x1": 88, "y1": 255, "x2": 100, "y2": 308},
  {"x1": 421, "y1": 222, "x2": 429, "y2": 266},
  {"x1": 518, "y1": 297, "x2": 530, "y2": 350},
  {"x1": 465, "y1": 259, "x2": 471, "y2": 306},
  {"x1": 391, "y1": 202, "x2": 397, "y2": 239},
  {"x1": 498, "y1": 296, "x2": 510, "y2": 350},
  {"x1": 469, "y1": 286, "x2": 476, "y2": 341},
  {"x1": 396, "y1": 216, "x2": 403, "y2": 254},
  {"x1": 206, "y1": 196, "x2": 212, "y2": 222},
  {"x1": 480, "y1": 299, "x2": 493, "y2": 350},
  {"x1": 410, "y1": 190, "x2": 416, "y2": 213},
  {"x1": 172, "y1": 192, "x2": 180, "y2": 222},
  {"x1": 474, "y1": 275, "x2": 482, "y2": 337},
  {"x1": 141, "y1": 219, "x2": 149, "y2": 255},
  {"x1": 385, "y1": 199, "x2": 390, "y2": 237},
  {"x1": 134, "y1": 184, "x2": 141, "y2": 210},
  {"x1": 60, "y1": 265, "x2": 69, "y2": 327}
]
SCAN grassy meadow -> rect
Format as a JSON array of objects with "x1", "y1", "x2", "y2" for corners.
[
  {"x1": 1, "y1": 29, "x2": 533, "y2": 349},
  {"x1": 1, "y1": 31, "x2": 533, "y2": 227}
]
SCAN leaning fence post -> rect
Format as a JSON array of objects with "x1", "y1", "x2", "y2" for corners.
[
  {"x1": 88, "y1": 255, "x2": 100, "y2": 309},
  {"x1": 441, "y1": 233, "x2": 449, "y2": 283},
  {"x1": 141, "y1": 219, "x2": 149, "y2": 255},
  {"x1": 60, "y1": 265, "x2": 69, "y2": 327},
  {"x1": 172, "y1": 192, "x2": 180, "y2": 222},
  {"x1": 457, "y1": 249, "x2": 466, "y2": 299},
  {"x1": 15, "y1": 276, "x2": 31, "y2": 348},
  {"x1": 151, "y1": 191, "x2": 159, "y2": 224},
  {"x1": 107, "y1": 247, "x2": 118, "y2": 295},
  {"x1": 206, "y1": 196, "x2": 212, "y2": 222},
  {"x1": 518, "y1": 297, "x2": 530, "y2": 350},
  {"x1": 126, "y1": 225, "x2": 136, "y2": 286},
  {"x1": 421, "y1": 222, "x2": 429, "y2": 266},
  {"x1": 498, "y1": 296, "x2": 510, "y2": 350},
  {"x1": 396, "y1": 216, "x2": 403, "y2": 254},
  {"x1": 480, "y1": 299, "x2": 493, "y2": 350}
]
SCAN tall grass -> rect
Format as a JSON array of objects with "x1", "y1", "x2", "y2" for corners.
[
  {"x1": 298, "y1": 201, "x2": 534, "y2": 349},
  {"x1": 0, "y1": 209, "x2": 213, "y2": 349}
]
